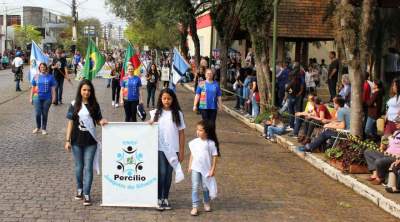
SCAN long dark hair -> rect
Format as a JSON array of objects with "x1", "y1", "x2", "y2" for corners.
[
  {"x1": 73, "y1": 80, "x2": 100, "y2": 123},
  {"x1": 197, "y1": 120, "x2": 220, "y2": 156},
  {"x1": 153, "y1": 88, "x2": 182, "y2": 127},
  {"x1": 391, "y1": 79, "x2": 400, "y2": 101},
  {"x1": 148, "y1": 63, "x2": 158, "y2": 75}
]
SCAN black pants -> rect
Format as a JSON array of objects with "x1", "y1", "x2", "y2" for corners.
[
  {"x1": 123, "y1": 100, "x2": 139, "y2": 122},
  {"x1": 111, "y1": 79, "x2": 121, "y2": 102},
  {"x1": 328, "y1": 78, "x2": 337, "y2": 101},
  {"x1": 147, "y1": 85, "x2": 156, "y2": 107},
  {"x1": 201, "y1": 109, "x2": 218, "y2": 126}
]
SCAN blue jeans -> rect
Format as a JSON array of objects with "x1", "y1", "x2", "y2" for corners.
[
  {"x1": 235, "y1": 87, "x2": 243, "y2": 108},
  {"x1": 55, "y1": 78, "x2": 64, "y2": 103},
  {"x1": 147, "y1": 85, "x2": 156, "y2": 107},
  {"x1": 72, "y1": 144, "x2": 97, "y2": 195},
  {"x1": 158, "y1": 151, "x2": 173, "y2": 199},
  {"x1": 306, "y1": 129, "x2": 337, "y2": 151},
  {"x1": 16, "y1": 80, "x2": 21, "y2": 90},
  {"x1": 287, "y1": 96, "x2": 296, "y2": 128},
  {"x1": 191, "y1": 170, "x2": 210, "y2": 208},
  {"x1": 252, "y1": 96, "x2": 259, "y2": 118},
  {"x1": 365, "y1": 117, "x2": 377, "y2": 137},
  {"x1": 265, "y1": 125, "x2": 285, "y2": 138},
  {"x1": 33, "y1": 99, "x2": 52, "y2": 130}
]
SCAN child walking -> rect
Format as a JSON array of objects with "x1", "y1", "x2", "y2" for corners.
[
  {"x1": 149, "y1": 88, "x2": 186, "y2": 211},
  {"x1": 188, "y1": 120, "x2": 220, "y2": 216}
]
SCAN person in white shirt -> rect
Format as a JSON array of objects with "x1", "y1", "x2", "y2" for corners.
[
  {"x1": 149, "y1": 88, "x2": 186, "y2": 211},
  {"x1": 188, "y1": 120, "x2": 220, "y2": 216},
  {"x1": 12, "y1": 52, "x2": 24, "y2": 91}
]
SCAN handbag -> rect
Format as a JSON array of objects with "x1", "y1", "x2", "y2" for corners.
[{"x1": 136, "y1": 103, "x2": 147, "y2": 121}]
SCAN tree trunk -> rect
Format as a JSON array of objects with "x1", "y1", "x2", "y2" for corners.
[
  {"x1": 179, "y1": 22, "x2": 189, "y2": 59},
  {"x1": 250, "y1": 32, "x2": 270, "y2": 112},
  {"x1": 219, "y1": 38, "x2": 229, "y2": 89},
  {"x1": 349, "y1": 57, "x2": 364, "y2": 137},
  {"x1": 189, "y1": 14, "x2": 201, "y2": 68}
]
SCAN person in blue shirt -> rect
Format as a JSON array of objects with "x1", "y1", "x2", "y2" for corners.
[
  {"x1": 297, "y1": 96, "x2": 350, "y2": 153},
  {"x1": 73, "y1": 51, "x2": 81, "y2": 76},
  {"x1": 30, "y1": 63, "x2": 56, "y2": 135},
  {"x1": 120, "y1": 64, "x2": 143, "y2": 122},
  {"x1": 193, "y1": 68, "x2": 222, "y2": 126}
]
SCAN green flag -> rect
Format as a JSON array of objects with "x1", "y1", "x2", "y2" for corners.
[{"x1": 82, "y1": 38, "x2": 105, "y2": 80}]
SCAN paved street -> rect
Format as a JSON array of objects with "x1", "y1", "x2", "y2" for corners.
[{"x1": 0, "y1": 68, "x2": 397, "y2": 221}]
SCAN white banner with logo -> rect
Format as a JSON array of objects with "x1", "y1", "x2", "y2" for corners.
[
  {"x1": 96, "y1": 62, "x2": 114, "y2": 79},
  {"x1": 102, "y1": 122, "x2": 158, "y2": 207},
  {"x1": 161, "y1": 67, "x2": 170, "y2": 81}
]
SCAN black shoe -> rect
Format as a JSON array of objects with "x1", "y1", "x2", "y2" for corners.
[
  {"x1": 106, "y1": 84, "x2": 110, "y2": 88},
  {"x1": 83, "y1": 195, "x2": 91, "y2": 206},
  {"x1": 75, "y1": 189, "x2": 83, "y2": 200},
  {"x1": 156, "y1": 199, "x2": 164, "y2": 211},
  {"x1": 163, "y1": 199, "x2": 172, "y2": 210}
]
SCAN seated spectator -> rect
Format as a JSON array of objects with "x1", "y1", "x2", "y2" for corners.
[
  {"x1": 365, "y1": 80, "x2": 384, "y2": 139},
  {"x1": 289, "y1": 94, "x2": 316, "y2": 137},
  {"x1": 297, "y1": 96, "x2": 350, "y2": 152},
  {"x1": 384, "y1": 79, "x2": 400, "y2": 137},
  {"x1": 298, "y1": 97, "x2": 332, "y2": 145},
  {"x1": 263, "y1": 111, "x2": 286, "y2": 142},
  {"x1": 364, "y1": 130, "x2": 400, "y2": 185},
  {"x1": 338, "y1": 74, "x2": 351, "y2": 106}
]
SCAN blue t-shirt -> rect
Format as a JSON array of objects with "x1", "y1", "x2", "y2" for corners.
[
  {"x1": 74, "y1": 54, "x2": 81, "y2": 64},
  {"x1": 31, "y1": 74, "x2": 56, "y2": 100},
  {"x1": 196, "y1": 81, "x2": 222, "y2": 110},
  {"x1": 121, "y1": 76, "x2": 142, "y2": 101},
  {"x1": 337, "y1": 107, "x2": 350, "y2": 130}
]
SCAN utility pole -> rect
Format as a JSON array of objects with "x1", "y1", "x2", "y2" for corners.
[{"x1": 72, "y1": 0, "x2": 78, "y2": 43}]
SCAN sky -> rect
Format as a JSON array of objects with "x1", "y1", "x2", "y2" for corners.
[{"x1": 0, "y1": 0, "x2": 126, "y2": 26}]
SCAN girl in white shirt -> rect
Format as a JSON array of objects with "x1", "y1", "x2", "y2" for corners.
[
  {"x1": 150, "y1": 88, "x2": 186, "y2": 211},
  {"x1": 188, "y1": 120, "x2": 220, "y2": 216}
]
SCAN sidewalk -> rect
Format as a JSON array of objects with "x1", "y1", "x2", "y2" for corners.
[{"x1": 183, "y1": 82, "x2": 400, "y2": 219}]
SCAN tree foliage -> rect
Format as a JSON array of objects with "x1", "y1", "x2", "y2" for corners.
[
  {"x1": 57, "y1": 16, "x2": 102, "y2": 53},
  {"x1": 13, "y1": 25, "x2": 42, "y2": 48}
]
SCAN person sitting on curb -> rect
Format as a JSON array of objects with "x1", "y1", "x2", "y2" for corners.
[
  {"x1": 263, "y1": 110, "x2": 286, "y2": 142},
  {"x1": 364, "y1": 130, "x2": 400, "y2": 186},
  {"x1": 288, "y1": 93, "x2": 316, "y2": 138},
  {"x1": 298, "y1": 97, "x2": 332, "y2": 145},
  {"x1": 296, "y1": 96, "x2": 350, "y2": 153}
]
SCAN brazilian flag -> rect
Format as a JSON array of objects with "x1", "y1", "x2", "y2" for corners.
[{"x1": 82, "y1": 38, "x2": 105, "y2": 80}]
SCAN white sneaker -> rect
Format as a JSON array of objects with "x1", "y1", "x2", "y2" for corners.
[
  {"x1": 41, "y1": 130, "x2": 47, "y2": 135},
  {"x1": 32, "y1": 128, "x2": 40, "y2": 134},
  {"x1": 204, "y1": 202, "x2": 211, "y2": 212},
  {"x1": 112, "y1": 101, "x2": 115, "y2": 106},
  {"x1": 115, "y1": 103, "x2": 119, "y2": 108}
]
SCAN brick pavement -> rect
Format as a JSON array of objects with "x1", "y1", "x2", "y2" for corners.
[{"x1": 0, "y1": 75, "x2": 398, "y2": 221}]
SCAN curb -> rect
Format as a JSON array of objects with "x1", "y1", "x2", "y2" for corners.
[{"x1": 182, "y1": 83, "x2": 400, "y2": 219}]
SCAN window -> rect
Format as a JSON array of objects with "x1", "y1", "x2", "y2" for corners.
[{"x1": 7, "y1": 15, "x2": 21, "y2": 26}]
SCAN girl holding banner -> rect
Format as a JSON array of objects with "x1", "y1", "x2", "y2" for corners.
[
  {"x1": 30, "y1": 63, "x2": 56, "y2": 135},
  {"x1": 149, "y1": 88, "x2": 186, "y2": 211},
  {"x1": 64, "y1": 80, "x2": 108, "y2": 206}
]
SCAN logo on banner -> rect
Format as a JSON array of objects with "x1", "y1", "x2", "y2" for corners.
[{"x1": 114, "y1": 140, "x2": 146, "y2": 181}]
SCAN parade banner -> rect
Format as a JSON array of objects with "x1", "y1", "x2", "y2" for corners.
[
  {"x1": 161, "y1": 67, "x2": 170, "y2": 81},
  {"x1": 96, "y1": 62, "x2": 114, "y2": 78},
  {"x1": 102, "y1": 122, "x2": 158, "y2": 207}
]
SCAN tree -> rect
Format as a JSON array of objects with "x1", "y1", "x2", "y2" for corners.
[
  {"x1": 13, "y1": 25, "x2": 42, "y2": 48},
  {"x1": 211, "y1": 0, "x2": 244, "y2": 88},
  {"x1": 336, "y1": 0, "x2": 377, "y2": 137},
  {"x1": 240, "y1": 0, "x2": 275, "y2": 111},
  {"x1": 106, "y1": 0, "x2": 211, "y2": 65},
  {"x1": 57, "y1": 16, "x2": 102, "y2": 53}
]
